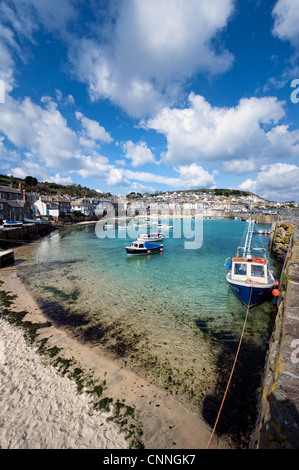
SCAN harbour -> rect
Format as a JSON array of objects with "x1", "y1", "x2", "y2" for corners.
[{"x1": 0, "y1": 216, "x2": 286, "y2": 449}]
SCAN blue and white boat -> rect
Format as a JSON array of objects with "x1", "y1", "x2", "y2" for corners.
[
  {"x1": 225, "y1": 219, "x2": 275, "y2": 308},
  {"x1": 125, "y1": 240, "x2": 163, "y2": 255},
  {"x1": 3, "y1": 220, "x2": 23, "y2": 227}
]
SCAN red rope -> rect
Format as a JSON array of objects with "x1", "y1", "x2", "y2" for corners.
[{"x1": 207, "y1": 286, "x2": 253, "y2": 449}]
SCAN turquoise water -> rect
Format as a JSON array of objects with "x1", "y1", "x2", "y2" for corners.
[{"x1": 17, "y1": 218, "x2": 281, "y2": 444}]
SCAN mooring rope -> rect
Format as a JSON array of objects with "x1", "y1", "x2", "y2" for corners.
[{"x1": 206, "y1": 285, "x2": 253, "y2": 449}]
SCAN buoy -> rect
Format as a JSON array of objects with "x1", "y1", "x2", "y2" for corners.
[
  {"x1": 274, "y1": 279, "x2": 279, "y2": 287},
  {"x1": 272, "y1": 288, "x2": 280, "y2": 297},
  {"x1": 147, "y1": 250, "x2": 151, "y2": 253}
]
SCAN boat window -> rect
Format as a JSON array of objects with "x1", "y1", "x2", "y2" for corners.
[
  {"x1": 250, "y1": 264, "x2": 265, "y2": 278},
  {"x1": 234, "y1": 263, "x2": 247, "y2": 276},
  {"x1": 140, "y1": 244, "x2": 144, "y2": 248}
]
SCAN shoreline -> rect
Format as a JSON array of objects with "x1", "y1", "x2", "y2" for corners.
[{"x1": 0, "y1": 246, "x2": 230, "y2": 449}]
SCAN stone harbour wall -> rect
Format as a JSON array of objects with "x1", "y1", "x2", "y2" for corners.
[
  {"x1": 0, "y1": 223, "x2": 56, "y2": 246},
  {"x1": 270, "y1": 222, "x2": 294, "y2": 261},
  {"x1": 252, "y1": 222, "x2": 299, "y2": 449}
]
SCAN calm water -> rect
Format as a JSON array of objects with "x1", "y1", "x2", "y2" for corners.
[{"x1": 17, "y1": 218, "x2": 281, "y2": 445}]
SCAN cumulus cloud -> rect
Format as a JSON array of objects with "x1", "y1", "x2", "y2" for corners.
[
  {"x1": 121, "y1": 140, "x2": 156, "y2": 167},
  {"x1": 272, "y1": 0, "x2": 299, "y2": 49},
  {"x1": 70, "y1": 0, "x2": 234, "y2": 117},
  {"x1": 0, "y1": 0, "x2": 76, "y2": 88},
  {"x1": 144, "y1": 93, "x2": 298, "y2": 165},
  {"x1": 76, "y1": 112, "x2": 113, "y2": 144},
  {"x1": 239, "y1": 163, "x2": 299, "y2": 201},
  {"x1": 122, "y1": 163, "x2": 216, "y2": 189},
  {"x1": 106, "y1": 168, "x2": 130, "y2": 187},
  {"x1": 0, "y1": 95, "x2": 82, "y2": 169}
]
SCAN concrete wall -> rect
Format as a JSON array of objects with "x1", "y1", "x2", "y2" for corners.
[{"x1": 252, "y1": 222, "x2": 299, "y2": 448}]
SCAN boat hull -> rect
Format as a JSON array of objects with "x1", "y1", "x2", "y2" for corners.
[
  {"x1": 3, "y1": 220, "x2": 23, "y2": 227},
  {"x1": 125, "y1": 245, "x2": 162, "y2": 255},
  {"x1": 227, "y1": 273, "x2": 274, "y2": 307}
]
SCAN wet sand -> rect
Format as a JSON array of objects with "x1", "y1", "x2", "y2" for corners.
[{"x1": 0, "y1": 253, "x2": 229, "y2": 449}]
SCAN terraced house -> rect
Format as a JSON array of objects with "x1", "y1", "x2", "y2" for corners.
[{"x1": 0, "y1": 185, "x2": 32, "y2": 222}]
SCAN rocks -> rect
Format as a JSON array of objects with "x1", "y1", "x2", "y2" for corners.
[{"x1": 270, "y1": 222, "x2": 294, "y2": 260}]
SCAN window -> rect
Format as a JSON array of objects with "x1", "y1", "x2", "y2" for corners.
[
  {"x1": 250, "y1": 264, "x2": 265, "y2": 278},
  {"x1": 234, "y1": 263, "x2": 247, "y2": 276}
]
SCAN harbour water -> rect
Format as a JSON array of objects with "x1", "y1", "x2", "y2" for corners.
[{"x1": 16, "y1": 218, "x2": 281, "y2": 446}]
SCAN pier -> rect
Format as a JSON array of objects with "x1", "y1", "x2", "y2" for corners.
[{"x1": 252, "y1": 218, "x2": 299, "y2": 448}]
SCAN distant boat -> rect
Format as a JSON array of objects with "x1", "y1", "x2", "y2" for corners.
[
  {"x1": 3, "y1": 220, "x2": 23, "y2": 227},
  {"x1": 138, "y1": 232, "x2": 164, "y2": 242},
  {"x1": 23, "y1": 218, "x2": 49, "y2": 224},
  {"x1": 125, "y1": 240, "x2": 163, "y2": 255},
  {"x1": 254, "y1": 229, "x2": 270, "y2": 235},
  {"x1": 225, "y1": 219, "x2": 275, "y2": 308},
  {"x1": 153, "y1": 223, "x2": 173, "y2": 229}
]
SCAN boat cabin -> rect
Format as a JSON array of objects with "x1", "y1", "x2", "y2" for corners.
[{"x1": 231, "y1": 256, "x2": 268, "y2": 284}]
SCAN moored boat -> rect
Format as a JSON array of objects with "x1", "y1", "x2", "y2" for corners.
[
  {"x1": 225, "y1": 219, "x2": 275, "y2": 308},
  {"x1": 3, "y1": 220, "x2": 23, "y2": 227},
  {"x1": 125, "y1": 241, "x2": 163, "y2": 255},
  {"x1": 137, "y1": 232, "x2": 164, "y2": 242}
]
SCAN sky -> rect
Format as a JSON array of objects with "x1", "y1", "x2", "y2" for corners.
[{"x1": 0, "y1": 0, "x2": 299, "y2": 202}]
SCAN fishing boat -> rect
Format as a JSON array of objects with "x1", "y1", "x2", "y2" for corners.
[
  {"x1": 225, "y1": 219, "x2": 275, "y2": 308},
  {"x1": 153, "y1": 223, "x2": 173, "y2": 230},
  {"x1": 137, "y1": 232, "x2": 164, "y2": 242},
  {"x1": 3, "y1": 220, "x2": 23, "y2": 227},
  {"x1": 125, "y1": 240, "x2": 163, "y2": 255}
]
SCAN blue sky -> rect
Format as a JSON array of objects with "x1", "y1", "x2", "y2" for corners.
[{"x1": 0, "y1": 0, "x2": 299, "y2": 201}]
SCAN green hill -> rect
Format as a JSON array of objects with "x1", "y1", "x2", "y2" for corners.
[{"x1": 0, "y1": 174, "x2": 111, "y2": 199}]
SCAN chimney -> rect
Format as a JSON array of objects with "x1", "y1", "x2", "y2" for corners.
[{"x1": 22, "y1": 189, "x2": 26, "y2": 201}]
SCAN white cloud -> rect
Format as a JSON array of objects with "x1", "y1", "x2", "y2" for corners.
[
  {"x1": 121, "y1": 140, "x2": 156, "y2": 167},
  {"x1": 70, "y1": 0, "x2": 234, "y2": 117},
  {"x1": 50, "y1": 173, "x2": 73, "y2": 185},
  {"x1": 239, "y1": 163, "x2": 299, "y2": 201},
  {"x1": 0, "y1": 0, "x2": 76, "y2": 87},
  {"x1": 145, "y1": 93, "x2": 296, "y2": 166},
  {"x1": 222, "y1": 159, "x2": 257, "y2": 175},
  {"x1": 0, "y1": 95, "x2": 82, "y2": 168},
  {"x1": 175, "y1": 163, "x2": 217, "y2": 188},
  {"x1": 272, "y1": 0, "x2": 299, "y2": 48},
  {"x1": 106, "y1": 168, "x2": 130, "y2": 187},
  {"x1": 122, "y1": 163, "x2": 216, "y2": 189},
  {"x1": 76, "y1": 111, "x2": 113, "y2": 144}
]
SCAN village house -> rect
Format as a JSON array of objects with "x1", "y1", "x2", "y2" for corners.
[
  {"x1": 34, "y1": 196, "x2": 71, "y2": 218},
  {"x1": 70, "y1": 198, "x2": 94, "y2": 217},
  {"x1": 0, "y1": 185, "x2": 33, "y2": 222}
]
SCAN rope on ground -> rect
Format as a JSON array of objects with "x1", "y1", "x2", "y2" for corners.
[{"x1": 206, "y1": 285, "x2": 253, "y2": 449}]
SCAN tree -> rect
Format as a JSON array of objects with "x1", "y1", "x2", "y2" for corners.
[{"x1": 25, "y1": 176, "x2": 38, "y2": 186}]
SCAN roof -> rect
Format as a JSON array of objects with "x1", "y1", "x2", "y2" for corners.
[{"x1": 0, "y1": 185, "x2": 21, "y2": 194}]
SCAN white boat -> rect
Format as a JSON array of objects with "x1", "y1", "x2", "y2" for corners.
[
  {"x1": 225, "y1": 219, "x2": 275, "y2": 308},
  {"x1": 137, "y1": 232, "x2": 164, "y2": 242},
  {"x1": 153, "y1": 223, "x2": 173, "y2": 229}
]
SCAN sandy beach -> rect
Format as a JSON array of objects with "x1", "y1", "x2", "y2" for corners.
[{"x1": 0, "y1": 250, "x2": 230, "y2": 450}]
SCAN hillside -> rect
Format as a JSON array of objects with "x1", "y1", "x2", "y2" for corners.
[
  {"x1": 0, "y1": 174, "x2": 111, "y2": 199},
  {"x1": 0, "y1": 173, "x2": 254, "y2": 200}
]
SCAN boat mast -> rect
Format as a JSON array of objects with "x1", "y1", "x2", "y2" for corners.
[{"x1": 242, "y1": 219, "x2": 255, "y2": 258}]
